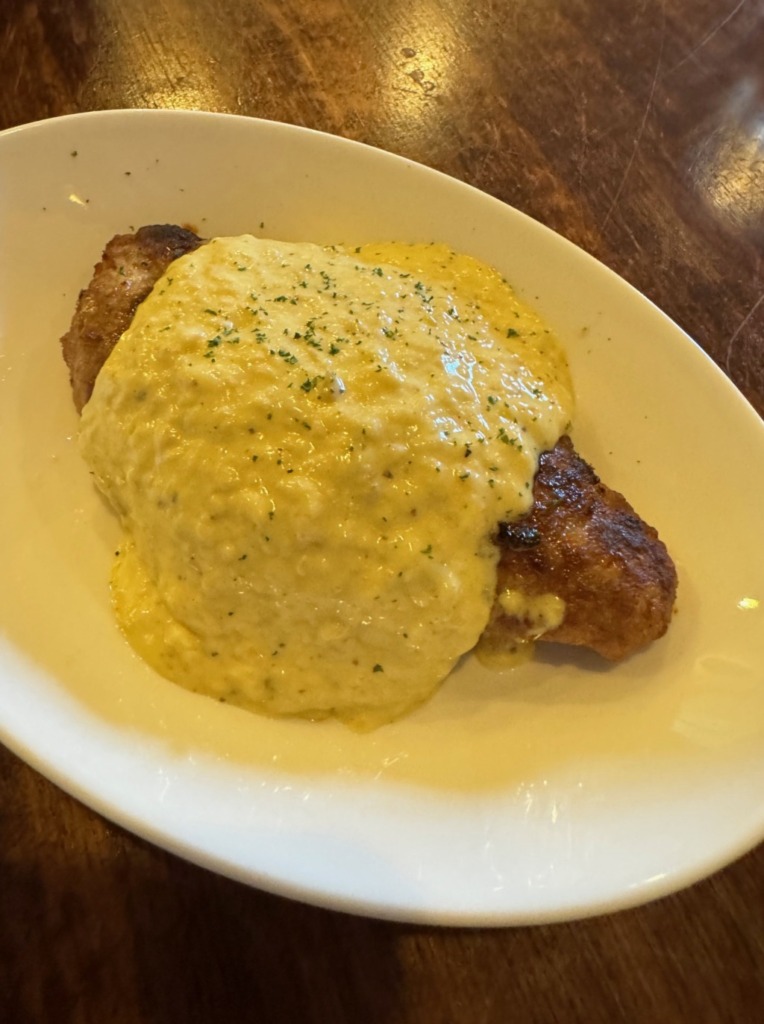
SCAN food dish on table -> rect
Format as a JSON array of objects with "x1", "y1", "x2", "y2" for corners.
[
  {"x1": 62, "y1": 225, "x2": 676, "y2": 727},
  {"x1": 2, "y1": 110, "x2": 762, "y2": 925}
]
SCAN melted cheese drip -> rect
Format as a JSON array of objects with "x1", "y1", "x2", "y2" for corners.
[
  {"x1": 497, "y1": 588, "x2": 566, "y2": 633},
  {"x1": 474, "y1": 590, "x2": 567, "y2": 669},
  {"x1": 79, "y1": 236, "x2": 573, "y2": 728}
]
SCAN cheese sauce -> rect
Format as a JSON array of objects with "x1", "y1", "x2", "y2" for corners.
[
  {"x1": 475, "y1": 589, "x2": 567, "y2": 669},
  {"x1": 79, "y1": 235, "x2": 573, "y2": 728}
]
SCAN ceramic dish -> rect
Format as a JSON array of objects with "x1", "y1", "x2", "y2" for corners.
[{"x1": 1, "y1": 110, "x2": 763, "y2": 925}]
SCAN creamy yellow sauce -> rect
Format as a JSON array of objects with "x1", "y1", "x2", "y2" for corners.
[
  {"x1": 474, "y1": 589, "x2": 567, "y2": 669},
  {"x1": 497, "y1": 588, "x2": 566, "y2": 633},
  {"x1": 79, "y1": 235, "x2": 573, "y2": 728}
]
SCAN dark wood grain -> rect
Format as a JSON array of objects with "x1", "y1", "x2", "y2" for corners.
[{"x1": 2, "y1": 1, "x2": 763, "y2": 1021}]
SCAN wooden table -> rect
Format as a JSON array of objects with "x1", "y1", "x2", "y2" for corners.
[{"x1": 2, "y1": 1, "x2": 763, "y2": 1020}]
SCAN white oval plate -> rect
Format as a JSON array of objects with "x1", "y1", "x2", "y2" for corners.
[{"x1": 1, "y1": 110, "x2": 763, "y2": 926}]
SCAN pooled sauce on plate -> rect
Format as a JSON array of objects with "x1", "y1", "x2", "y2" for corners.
[{"x1": 79, "y1": 235, "x2": 573, "y2": 728}]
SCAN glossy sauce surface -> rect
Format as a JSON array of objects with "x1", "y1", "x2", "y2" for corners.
[{"x1": 79, "y1": 235, "x2": 573, "y2": 727}]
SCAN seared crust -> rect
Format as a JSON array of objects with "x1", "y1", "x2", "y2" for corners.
[
  {"x1": 488, "y1": 435, "x2": 678, "y2": 660},
  {"x1": 62, "y1": 228, "x2": 678, "y2": 663},
  {"x1": 61, "y1": 224, "x2": 202, "y2": 412}
]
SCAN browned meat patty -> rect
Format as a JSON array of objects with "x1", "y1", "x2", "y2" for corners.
[
  {"x1": 61, "y1": 224, "x2": 202, "y2": 412},
  {"x1": 487, "y1": 435, "x2": 677, "y2": 660},
  {"x1": 62, "y1": 227, "x2": 677, "y2": 662}
]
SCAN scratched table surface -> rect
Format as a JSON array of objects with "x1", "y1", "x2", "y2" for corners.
[{"x1": 2, "y1": 1, "x2": 763, "y2": 1021}]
